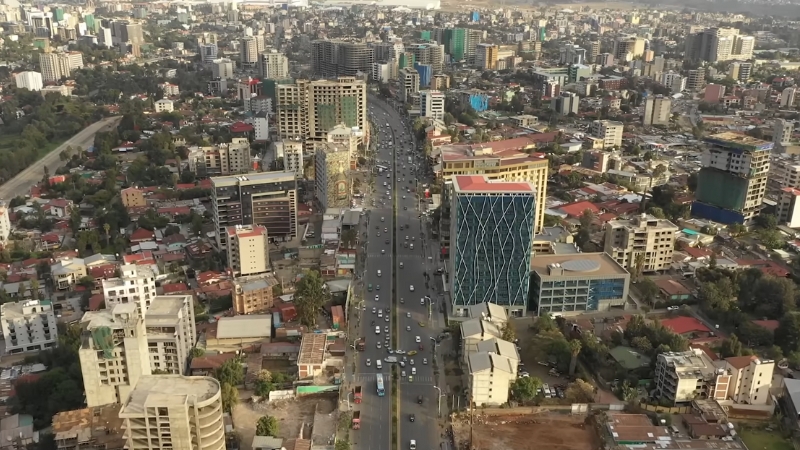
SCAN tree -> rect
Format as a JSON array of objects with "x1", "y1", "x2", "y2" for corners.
[
  {"x1": 190, "y1": 348, "x2": 205, "y2": 358},
  {"x1": 294, "y1": 270, "x2": 328, "y2": 327},
  {"x1": 220, "y1": 383, "x2": 239, "y2": 412},
  {"x1": 616, "y1": 380, "x2": 638, "y2": 402},
  {"x1": 501, "y1": 321, "x2": 516, "y2": 342},
  {"x1": 256, "y1": 415, "x2": 279, "y2": 437},
  {"x1": 535, "y1": 313, "x2": 556, "y2": 332},
  {"x1": 637, "y1": 278, "x2": 660, "y2": 306},
  {"x1": 776, "y1": 314, "x2": 800, "y2": 354},
  {"x1": 567, "y1": 340, "x2": 582, "y2": 376},
  {"x1": 565, "y1": 380, "x2": 595, "y2": 403},
  {"x1": 254, "y1": 370, "x2": 274, "y2": 397},
  {"x1": 103, "y1": 223, "x2": 111, "y2": 246},
  {"x1": 215, "y1": 359, "x2": 244, "y2": 386},
  {"x1": 341, "y1": 228, "x2": 358, "y2": 249},
  {"x1": 719, "y1": 335, "x2": 743, "y2": 358},
  {"x1": 510, "y1": 376, "x2": 542, "y2": 401},
  {"x1": 335, "y1": 440, "x2": 352, "y2": 450},
  {"x1": 29, "y1": 278, "x2": 39, "y2": 300}
]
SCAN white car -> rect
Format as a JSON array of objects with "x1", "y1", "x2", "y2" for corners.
[
  {"x1": 378, "y1": 311, "x2": 383, "y2": 317},
  {"x1": 420, "y1": 298, "x2": 425, "y2": 305},
  {"x1": 411, "y1": 367, "x2": 416, "y2": 375},
  {"x1": 415, "y1": 336, "x2": 421, "y2": 343},
  {"x1": 406, "y1": 312, "x2": 411, "y2": 318},
  {"x1": 375, "y1": 295, "x2": 379, "y2": 301},
  {"x1": 384, "y1": 326, "x2": 389, "y2": 333},
  {"x1": 422, "y1": 358, "x2": 428, "y2": 365},
  {"x1": 377, "y1": 342, "x2": 382, "y2": 349},
  {"x1": 366, "y1": 359, "x2": 372, "y2": 366},
  {"x1": 372, "y1": 307, "x2": 377, "y2": 314},
  {"x1": 409, "y1": 285, "x2": 415, "y2": 292},
  {"x1": 385, "y1": 316, "x2": 389, "y2": 322},
  {"x1": 375, "y1": 326, "x2": 381, "y2": 334},
  {"x1": 406, "y1": 325, "x2": 411, "y2": 331},
  {"x1": 410, "y1": 359, "x2": 414, "y2": 365},
  {"x1": 401, "y1": 370, "x2": 406, "y2": 378}
]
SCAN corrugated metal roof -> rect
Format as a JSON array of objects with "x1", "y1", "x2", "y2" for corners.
[{"x1": 216, "y1": 315, "x2": 272, "y2": 339}]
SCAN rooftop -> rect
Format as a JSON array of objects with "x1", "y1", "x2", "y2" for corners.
[
  {"x1": 531, "y1": 252, "x2": 629, "y2": 278},
  {"x1": 297, "y1": 333, "x2": 329, "y2": 366},
  {"x1": 227, "y1": 224, "x2": 268, "y2": 239},
  {"x1": 705, "y1": 132, "x2": 774, "y2": 152},
  {"x1": 465, "y1": 302, "x2": 508, "y2": 323},
  {"x1": 468, "y1": 351, "x2": 515, "y2": 375},
  {"x1": 81, "y1": 303, "x2": 138, "y2": 330},
  {"x1": 216, "y1": 315, "x2": 272, "y2": 339},
  {"x1": 452, "y1": 175, "x2": 536, "y2": 194},
  {"x1": 659, "y1": 349, "x2": 718, "y2": 379},
  {"x1": 119, "y1": 375, "x2": 220, "y2": 415},
  {"x1": 607, "y1": 213, "x2": 680, "y2": 231},
  {"x1": 475, "y1": 338, "x2": 519, "y2": 360},
  {"x1": 52, "y1": 405, "x2": 124, "y2": 448},
  {"x1": 0, "y1": 299, "x2": 52, "y2": 318},
  {"x1": 211, "y1": 171, "x2": 296, "y2": 188},
  {"x1": 235, "y1": 275, "x2": 279, "y2": 293},
  {"x1": 438, "y1": 136, "x2": 552, "y2": 163},
  {"x1": 461, "y1": 318, "x2": 502, "y2": 340}
]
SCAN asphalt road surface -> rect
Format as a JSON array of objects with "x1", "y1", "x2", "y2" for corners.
[
  {"x1": 0, "y1": 116, "x2": 121, "y2": 202},
  {"x1": 352, "y1": 96, "x2": 441, "y2": 450}
]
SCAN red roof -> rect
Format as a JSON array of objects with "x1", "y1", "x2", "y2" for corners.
[
  {"x1": 229, "y1": 122, "x2": 254, "y2": 133},
  {"x1": 557, "y1": 201, "x2": 600, "y2": 218},
  {"x1": 162, "y1": 282, "x2": 189, "y2": 294},
  {"x1": 130, "y1": 228, "x2": 155, "y2": 242},
  {"x1": 88, "y1": 294, "x2": 105, "y2": 311},
  {"x1": 452, "y1": 175, "x2": 535, "y2": 193},
  {"x1": 660, "y1": 316, "x2": 711, "y2": 335},
  {"x1": 752, "y1": 319, "x2": 780, "y2": 332},
  {"x1": 736, "y1": 259, "x2": 790, "y2": 277}
]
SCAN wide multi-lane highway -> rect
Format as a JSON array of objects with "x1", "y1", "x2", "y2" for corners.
[
  {"x1": 0, "y1": 116, "x2": 121, "y2": 201},
  {"x1": 352, "y1": 95, "x2": 441, "y2": 450}
]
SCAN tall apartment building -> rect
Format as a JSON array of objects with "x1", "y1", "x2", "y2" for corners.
[
  {"x1": 781, "y1": 87, "x2": 797, "y2": 108},
  {"x1": 211, "y1": 171, "x2": 298, "y2": 250},
  {"x1": 776, "y1": 187, "x2": 800, "y2": 228},
  {"x1": 200, "y1": 44, "x2": 218, "y2": 63},
  {"x1": 311, "y1": 40, "x2": 374, "y2": 77},
  {"x1": 39, "y1": 51, "x2": 83, "y2": 82},
  {"x1": 79, "y1": 303, "x2": 151, "y2": 407},
  {"x1": 769, "y1": 157, "x2": 800, "y2": 190},
  {"x1": 119, "y1": 375, "x2": 225, "y2": 450},
  {"x1": 661, "y1": 71, "x2": 686, "y2": 94},
  {"x1": 400, "y1": 67, "x2": 420, "y2": 103},
  {"x1": 643, "y1": 95, "x2": 671, "y2": 126},
  {"x1": 186, "y1": 138, "x2": 252, "y2": 177},
  {"x1": 102, "y1": 264, "x2": 156, "y2": 318},
  {"x1": 315, "y1": 142, "x2": 351, "y2": 210},
  {"x1": 14, "y1": 71, "x2": 43, "y2": 91},
  {"x1": 449, "y1": 175, "x2": 536, "y2": 317},
  {"x1": 475, "y1": 43, "x2": 499, "y2": 70},
  {"x1": 0, "y1": 300, "x2": 57, "y2": 355},
  {"x1": 257, "y1": 49, "x2": 289, "y2": 79},
  {"x1": 551, "y1": 92, "x2": 580, "y2": 115},
  {"x1": 275, "y1": 78, "x2": 367, "y2": 151},
  {"x1": 274, "y1": 139, "x2": 304, "y2": 176},
  {"x1": 774, "y1": 119, "x2": 794, "y2": 151},
  {"x1": 685, "y1": 27, "x2": 755, "y2": 62},
  {"x1": 239, "y1": 36, "x2": 259, "y2": 68},
  {"x1": 468, "y1": 339, "x2": 519, "y2": 406},
  {"x1": 655, "y1": 349, "x2": 774, "y2": 405},
  {"x1": 211, "y1": 58, "x2": 234, "y2": 79},
  {"x1": 233, "y1": 275, "x2": 279, "y2": 315},
  {"x1": 144, "y1": 295, "x2": 196, "y2": 375},
  {"x1": 604, "y1": 214, "x2": 679, "y2": 273},
  {"x1": 613, "y1": 36, "x2": 645, "y2": 61},
  {"x1": 407, "y1": 42, "x2": 445, "y2": 73},
  {"x1": 590, "y1": 120, "x2": 624, "y2": 149},
  {"x1": 420, "y1": 90, "x2": 445, "y2": 120},
  {"x1": 686, "y1": 68, "x2": 706, "y2": 92},
  {"x1": 587, "y1": 39, "x2": 600, "y2": 64},
  {"x1": 226, "y1": 225, "x2": 270, "y2": 277},
  {"x1": 692, "y1": 132, "x2": 772, "y2": 224}
]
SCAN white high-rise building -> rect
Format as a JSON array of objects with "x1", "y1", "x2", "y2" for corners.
[
  {"x1": 226, "y1": 225, "x2": 270, "y2": 278},
  {"x1": 144, "y1": 295, "x2": 197, "y2": 375},
  {"x1": 661, "y1": 71, "x2": 686, "y2": 94},
  {"x1": 211, "y1": 58, "x2": 235, "y2": 79},
  {"x1": 275, "y1": 139, "x2": 304, "y2": 177},
  {"x1": 257, "y1": 49, "x2": 289, "y2": 79},
  {"x1": 420, "y1": 90, "x2": 445, "y2": 120},
  {"x1": 774, "y1": 119, "x2": 794, "y2": 150},
  {"x1": 79, "y1": 303, "x2": 151, "y2": 407},
  {"x1": 239, "y1": 36, "x2": 259, "y2": 69},
  {"x1": 590, "y1": 120, "x2": 624, "y2": 149},
  {"x1": 643, "y1": 95, "x2": 671, "y2": 126},
  {"x1": 102, "y1": 264, "x2": 156, "y2": 319},
  {"x1": 39, "y1": 51, "x2": 82, "y2": 82},
  {"x1": 0, "y1": 300, "x2": 57, "y2": 355},
  {"x1": 14, "y1": 71, "x2": 43, "y2": 91},
  {"x1": 781, "y1": 87, "x2": 796, "y2": 108}
]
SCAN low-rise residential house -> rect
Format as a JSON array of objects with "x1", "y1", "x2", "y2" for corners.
[
  {"x1": 51, "y1": 257, "x2": 87, "y2": 290},
  {"x1": 206, "y1": 315, "x2": 272, "y2": 353}
]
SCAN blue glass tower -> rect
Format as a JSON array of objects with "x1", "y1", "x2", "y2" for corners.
[{"x1": 450, "y1": 176, "x2": 536, "y2": 317}]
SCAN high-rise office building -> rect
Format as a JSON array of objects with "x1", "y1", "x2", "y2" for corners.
[
  {"x1": 39, "y1": 51, "x2": 82, "y2": 82},
  {"x1": 551, "y1": 92, "x2": 580, "y2": 115},
  {"x1": 315, "y1": 142, "x2": 351, "y2": 211},
  {"x1": 449, "y1": 175, "x2": 536, "y2": 317},
  {"x1": 407, "y1": 43, "x2": 445, "y2": 73},
  {"x1": 257, "y1": 49, "x2": 289, "y2": 79},
  {"x1": 781, "y1": 87, "x2": 797, "y2": 108},
  {"x1": 79, "y1": 303, "x2": 151, "y2": 407},
  {"x1": 587, "y1": 39, "x2": 600, "y2": 64},
  {"x1": 200, "y1": 44, "x2": 218, "y2": 63},
  {"x1": 692, "y1": 132, "x2": 772, "y2": 223},
  {"x1": 211, "y1": 171, "x2": 298, "y2": 249},
  {"x1": 186, "y1": 138, "x2": 252, "y2": 177},
  {"x1": 420, "y1": 90, "x2": 445, "y2": 120},
  {"x1": 643, "y1": 95, "x2": 671, "y2": 126},
  {"x1": 311, "y1": 40, "x2": 374, "y2": 77},
  {"x1": 239, "y1": 36, "x2": 259, "y2": 69},
  {"x1": 399, "y1": 67, "x2": 420, "y2": 103},
  {"x1": 275, "y1": 78, "x2": 367, "y2": 150},
  {"x1": 729, "y1": 61, "x2": 752, "y2": 82},
  {"x1": 102, "y1": 264, "x2": 156, "y2": 319},
  {"x1": 211, "y1": 58, "x2": 235, "y2": 79},
  {"x1": 613, "y1": 36, "x2": 645, "y2": 61},
  {"x1": 774, "y1": 118, "x2": 794, "y2": 151},
  {"x1": 475, "y1": 43, "x2": 499, "y2": 70},
  {"x1": 226, "y1": 225, "x2": 270, "y2": 277},
  {"x1": 686, "y1": 68, "x2": 706, "y2": 92},
  {"x1": 685, "y1": 27, "x2": 754, "y2": 62},
  {"x1": 119, "y1": 375, "x2": 225, "y2": 450}
]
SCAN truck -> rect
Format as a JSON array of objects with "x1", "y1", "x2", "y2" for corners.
[
  {"x1": 354, "y1": 386, "x2": 363, "y2": 404},
  {"x1": 356, "y1": 338, "x2": 365, "y2": 351},
  {"x1": 352, "y1": 411, "x2": 361, "y2": 429}
]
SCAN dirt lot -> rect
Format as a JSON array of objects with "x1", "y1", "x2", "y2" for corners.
[
  {"x1": 453, "y1": 414, "x2": 597, "y2": 450},
  {"x1": 232, "y1": 393, "x2": 338, "y2": 450}
]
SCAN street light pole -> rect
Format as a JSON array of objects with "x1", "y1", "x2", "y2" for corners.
[{"x1": 433, "y1": 385, "x2": 442, "y2": 417}]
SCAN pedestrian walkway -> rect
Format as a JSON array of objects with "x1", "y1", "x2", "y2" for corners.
[
  {"x1": 352, "y1": 373, "x2": 436, "y2": 384},
  {"x1": 366, "y1": 253, "x2": 394, "y2": 258}
]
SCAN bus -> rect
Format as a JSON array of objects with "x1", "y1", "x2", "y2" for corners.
[{"x1": 376, "y1": 373, "x2": 385, "y2": 397}]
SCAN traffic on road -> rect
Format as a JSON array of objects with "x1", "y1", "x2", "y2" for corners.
[{"x1": 350, "y1": 95, "x2": 441, "y2": 450}]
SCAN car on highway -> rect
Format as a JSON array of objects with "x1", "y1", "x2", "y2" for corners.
[
  {"x1": 420, "y1": 298, "x2": 425, "y2": 305},
  {"x1": 376, "y1": 285, "x2": 380, "y2": 290},
  {"x1": 422, "y1": 358, "x2": 427, "y2": 365},
  {"x1": 409, "y1": 414, "x2": 415, "y2": 422},
  {"x1": 400, "y1": 262, "x2": 404, "y2": 268},
  {"x1": 417, "y1": 395, "x2": 423, "y2": 404},
  {"x1": 375, "y1": 295, "x2": 379, "y2": 301},
  {"x1": 401, "y1": 370, "x2": 406, "y2": 378},
  {"x1": 409, "y1": 285, "x2": 414, "y2": 291},
  {"x1": 415, "y1": 336, "x2": 421, "y2": 343},
  {"x1": 375, "y1": 326, "x2": 380, "y2": 334},
  {"x1": 406, "y1": 312, "x2": 411, "y2": 318},
  {"x1": 384, "y1": 326, "x2": 389, "y2": 333},
  {"x1": 372, "y1": 307, "x2": 377, "y2": 314},
  {"x1": 366, "y1": 359, "x2": 371, "y2": 366},
  {"x1": 411, "y1": 367, "x2": 416, "y2": 375},
  {"x1": 406, "y1": 325, "x2": 411, "y2": 331}
]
